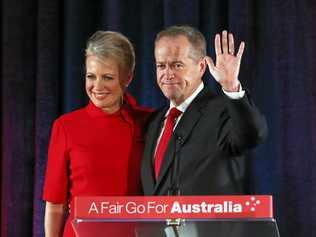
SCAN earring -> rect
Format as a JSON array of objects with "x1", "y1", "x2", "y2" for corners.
[{"x1": 120, "y1": 93, "x2": 124, "y2": 105}]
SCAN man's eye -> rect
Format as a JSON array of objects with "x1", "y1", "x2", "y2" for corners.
[
  {"x1": 174, "y1": 63, "x2": 183, "y2": 69},
  {"x1": 156, "y1": 64, "x2": 165, "y2": 69},
  {"x1": 86, "y1": 74, "x2": 95, "y2": 80}
]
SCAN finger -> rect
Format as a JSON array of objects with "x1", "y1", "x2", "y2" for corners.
[
  {"x1": 222, "y1": 30, "x2": 228, "y2": 54},
  {"x1": 228, "y1": 33, "x2": 235, "y2": 55},
  {"x1": 214, "y1": 34, "x2": 222, "y2": 56},
  {"x1": 236, "y1": 41, "x2": 245, "y2": 59}
]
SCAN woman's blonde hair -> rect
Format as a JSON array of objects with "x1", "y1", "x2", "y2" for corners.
[{"x1": 86, "y1": 31, "x2": 135, "y2": 76}]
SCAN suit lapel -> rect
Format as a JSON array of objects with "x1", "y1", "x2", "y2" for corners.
[
  {"x1": 154, "y1": 87, "x2": 213, "y2": 193},
  {"x1": 142, "y1": 107, "x2": 168, "y2": 194}
]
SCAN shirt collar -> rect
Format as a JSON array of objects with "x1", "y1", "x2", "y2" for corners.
[{"x1": 169, "y1": 82, "x2": 204, "y2": 113}]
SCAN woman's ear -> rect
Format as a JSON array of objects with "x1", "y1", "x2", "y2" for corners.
[{"x1": 125, "y1": 72, "x2": 133, "y2": 87}]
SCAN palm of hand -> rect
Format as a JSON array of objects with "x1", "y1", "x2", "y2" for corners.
[
  {"x1": 206, "y1": 31, "x2": 245, "y2": 92},
  {"x1": 213, "y1": 54, "x2": 240, "y2": 84}
]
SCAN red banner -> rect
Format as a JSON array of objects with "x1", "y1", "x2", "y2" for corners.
[{"x1": 74, "y1": 195, "x2": 273, "y2": 220}]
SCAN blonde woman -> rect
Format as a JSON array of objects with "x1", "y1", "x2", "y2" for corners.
[{"x1": 43, "y1": 31, "x2": 152, "y2": 237}]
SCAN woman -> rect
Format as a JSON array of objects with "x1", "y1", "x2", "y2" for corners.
[{"x1": 43, "y1": 31, "x2": 152, "y2": 237}]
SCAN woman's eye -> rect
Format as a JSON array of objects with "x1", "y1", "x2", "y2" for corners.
[{"x1": 102, "y1": 76, "x2": 113, "y2": 80}]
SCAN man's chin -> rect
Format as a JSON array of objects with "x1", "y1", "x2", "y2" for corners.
[
  {"x1": 163, "y1": 92, "x2": 177, "y2": 100},
  {"x1": 162, "y1": 88, "x2": 177, "y2": 97},
  {"x1": 163, "y1": 93, "x2": 184, "y2": 105}
]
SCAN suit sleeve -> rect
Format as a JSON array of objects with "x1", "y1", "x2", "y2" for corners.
[
  {"x1": 42, "y1": 119, "x2": 69, "y2": 204},
  {"x1": 217, "y1": 91, "x2": 268, "y2": 155}
]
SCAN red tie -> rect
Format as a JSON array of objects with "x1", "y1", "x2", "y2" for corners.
[{"x1": 154, "y1": 107, "x2": 182, "y2": 179}]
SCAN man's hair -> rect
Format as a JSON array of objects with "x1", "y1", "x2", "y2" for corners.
[
  {"x1": 155, "y1": 25, "x2": 206, "y2": 62},
  {"x1": 86, "y1": 31, "x2": 135, "y2": 74}
]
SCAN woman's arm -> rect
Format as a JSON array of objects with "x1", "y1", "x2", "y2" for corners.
[{"x1": 44, "y1": 201, "x2": 67, "y2": 237}]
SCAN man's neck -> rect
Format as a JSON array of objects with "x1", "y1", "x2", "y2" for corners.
[{"x1": 170, "y1": 82, "x2": 204, "y2": 113}]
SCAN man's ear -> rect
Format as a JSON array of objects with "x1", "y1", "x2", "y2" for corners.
[{"x1": 199, "y1": 58, "x2": 207, "y2": 75}]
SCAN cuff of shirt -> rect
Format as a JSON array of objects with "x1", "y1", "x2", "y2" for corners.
[{"x1": 222, "y1": 83, "x2": 245, "y2": 99}]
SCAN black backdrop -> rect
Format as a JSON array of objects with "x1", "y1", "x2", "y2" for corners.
[{"x1": 1, "y1": 0, "x2": 316, "y2": 236}]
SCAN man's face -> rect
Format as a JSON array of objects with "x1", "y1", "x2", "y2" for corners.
[{"x1": 155, "y1": 36, "x2": 206, "y2": 105}]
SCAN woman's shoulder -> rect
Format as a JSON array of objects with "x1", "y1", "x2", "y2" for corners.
[
  {"x1": 54, "y1": 106, "x2": 87, "y2": 125},
  {"x1": 131, "y1": 105, "x2": 154, "y2": 116},
  {"x1": 124, "y1": 92, "x2": 154, "y2": 114},
  {"x1": 128, "y1": 105, "x2": 154, "y2": 127}
]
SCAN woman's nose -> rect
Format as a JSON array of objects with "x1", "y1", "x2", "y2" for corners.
[{"x1": 94, "y1": 78, "x2": 104, "y2": 89}]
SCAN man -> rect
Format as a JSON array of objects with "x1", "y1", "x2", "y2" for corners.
[{"x1": 141, "y1": 25, "x2": 268, "y2": 196}]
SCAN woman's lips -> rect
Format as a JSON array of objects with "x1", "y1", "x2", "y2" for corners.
[{"x1": 92, "y1": 92, "x2": 110, "y2": 100}]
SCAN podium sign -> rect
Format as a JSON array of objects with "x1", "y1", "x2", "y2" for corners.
[
  {"x1": 72, "y1": 196, "x2": 279, "y2": 237},
  {"x1": 75, "y1": 195, "x2": 273, "y2": 220}
]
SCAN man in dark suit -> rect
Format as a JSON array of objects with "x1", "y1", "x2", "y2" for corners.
[{"x1": 141, "y1": 25, "x2": 267, "y2": 196}]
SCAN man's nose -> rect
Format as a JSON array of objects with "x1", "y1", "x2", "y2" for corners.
[{"x1": 165, "y1": 66, "x2": 174, "y2": 79}]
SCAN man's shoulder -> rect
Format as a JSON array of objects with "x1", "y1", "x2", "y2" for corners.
[
  {"x1": 192, "y1": 87, "x2": 226, "y2": 109},
  {"x1": 148, "y1": 106, "x2": 166, "y2": 119},
  {"x1": 144, "y1": 106, "x2": 166, "y2": 127}
]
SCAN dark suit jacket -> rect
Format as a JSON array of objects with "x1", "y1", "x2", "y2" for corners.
[{"x1": 141, "y1": 85, "x2": 268, "y2": 195}]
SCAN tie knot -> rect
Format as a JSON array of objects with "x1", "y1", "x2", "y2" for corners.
[{"x1": 168, "y1": 107, "x2": 182, "y2": 120}]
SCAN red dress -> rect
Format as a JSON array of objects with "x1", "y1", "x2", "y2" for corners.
[{"x1": 43, "y1": 95, "x2": 152, "y2": 237}]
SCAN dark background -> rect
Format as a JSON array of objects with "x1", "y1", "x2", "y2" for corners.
[{"x1": 1, "y1": 0, "x2": 316, "y2": 236}]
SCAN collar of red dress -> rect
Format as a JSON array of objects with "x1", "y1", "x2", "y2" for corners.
[
  {"x1": 85, "y1": 93, "x2": 136, "y2": 125},
  {"x1": 85, "y1": 101, "x2": 121, "y2": 118}
]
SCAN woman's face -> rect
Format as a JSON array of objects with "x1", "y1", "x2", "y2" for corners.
[{"x1": 85, "y1": 55, "x2": 124, "y2": 114}]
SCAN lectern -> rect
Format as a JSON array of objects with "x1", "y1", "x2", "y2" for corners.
[{"x1": 72, "y1": 196, "x2": 280, "y2": 237}]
